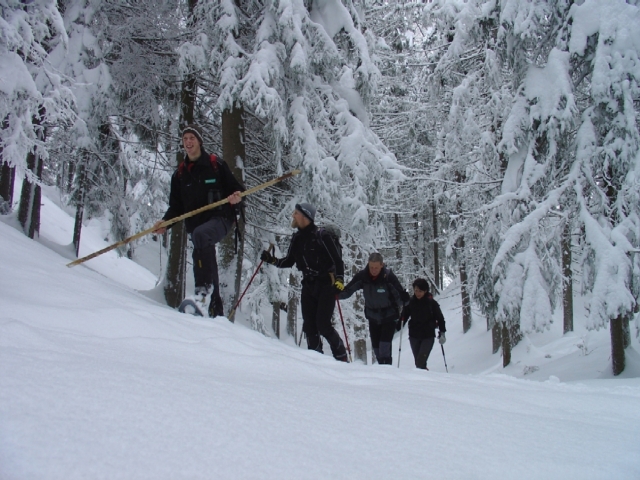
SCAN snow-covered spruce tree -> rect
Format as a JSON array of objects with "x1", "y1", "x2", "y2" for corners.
[
  {"x1": 365, "y1": 1, "x2": 443, "y2": 291},
  {"x1": 420, "y1": 0, "x2": 515, "y2": 339},
  {"x1": 566, "y1": 0, "x2": 640, "y2": 375},
  {"x1": 53, "y1": 0, "x2": 182, "y2": 258},
  {"x1": 191, "y1": 0, "x2": 404, "y2": 344},
  {"x1": 0, "y1": 0, "x2": 75, "y2": 235}
]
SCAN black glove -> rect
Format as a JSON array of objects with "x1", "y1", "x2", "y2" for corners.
[
  {"x1": 333, "y1": 276, "x2": 345, "y2": 294},
  {"x1": 260, "y1": 250, "x2": 276, "y2": 265},
  {"x1": 395, "y1": 319, "x2": 402, "y2": 332}
]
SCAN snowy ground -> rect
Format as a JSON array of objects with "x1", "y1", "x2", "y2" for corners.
[{"x1": 1, "y1": 192, "x2": 639, "y2": 479}]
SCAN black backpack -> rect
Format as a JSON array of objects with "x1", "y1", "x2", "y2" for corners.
[{"x1": 316, "y1": 223, "x2": 343, "y2": 262}]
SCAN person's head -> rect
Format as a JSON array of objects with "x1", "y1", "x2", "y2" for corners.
[
  {"x1": 367, "y1": 252, "x2": 384, "y2": 277},
  {"x1": 291, "y1": 203, "x2": 316, "y2": 229},
  {"x1": 182, "y1": 124, "x2": 203, "y2": 160},
  {"x1": 412, "y1": 278, "x2": 429, "y2": 299}
]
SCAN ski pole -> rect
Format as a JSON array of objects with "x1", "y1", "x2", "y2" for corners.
[
  {"x1": 67, "y1": 170, "x2": 301, "y2": 267},
  {"x1": 335, "y1": 296, "x2": 352, "y2": 363},
  {"x1": 397, "y1": 317, "x2": 405, "y2": 368},
  {"x1": 227, "y1": 244, "x2": 274, "y2": 322},
  {"x1": 440, "y1": 343, "x2": 448, "y2": 373}
]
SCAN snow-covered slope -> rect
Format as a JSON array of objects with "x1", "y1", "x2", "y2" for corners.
[{"x1": 1, "y1": 197, "x2": 639, "y2": 479}]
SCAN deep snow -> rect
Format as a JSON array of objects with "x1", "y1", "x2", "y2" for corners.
[{"x1": 1, "y1": 192, "x2": 639, "y2": 480}]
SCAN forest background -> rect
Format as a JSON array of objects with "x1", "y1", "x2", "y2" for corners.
[{"x1": 1, "y1": 0, "x2": 639, "y2": 375}]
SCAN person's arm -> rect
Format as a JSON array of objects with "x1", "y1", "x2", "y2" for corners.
[
  {"x1": 431, "y1": 300, "x2": 446, "y2": 333},
  {"x1": 218, "y1": 159, "x2": 246, "y2": 209},
  {"x1": 263, "y1": 233, "x2": 298, "y2": 269},
  {"x1": 339, "y1": 272, "x2": 364, "y2": 300}
]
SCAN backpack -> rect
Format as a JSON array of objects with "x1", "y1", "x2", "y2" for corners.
[{"x1": 316, "y1": 223, "x2": 343, "y2": 262}]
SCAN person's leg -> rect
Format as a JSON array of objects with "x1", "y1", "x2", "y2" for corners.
[
  {"x1": 314, "y1": 280, "x2": 347, "y2": 361},
  {"x1": 190, "y1": 217, "x2": 231, "y2": 313},
  {"x1": 369, "y1": 320, "x2": 381, "y2": 362},
  {"x1": 411, "y1": 338, "x2": 434, "y2": 370},
  {"x1": 409, "y1": 337, "x2": 424, "y2": 369},
  {"x1": 301, "y1": 282, "x2": 322, "y2": 353},
  {"x1": 377, "y1": 322, "x2": 396, "y2": 365}
]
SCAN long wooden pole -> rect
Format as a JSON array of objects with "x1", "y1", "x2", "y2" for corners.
[{"x1": 66, "y1": 169, "x2": 301, "y2": 268}]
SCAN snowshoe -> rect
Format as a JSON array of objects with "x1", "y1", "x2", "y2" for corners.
[{"x1": 178, "y1": 286, "x2": 213, "y2": 317}]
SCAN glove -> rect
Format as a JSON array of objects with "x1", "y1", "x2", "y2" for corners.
[
  {"x1": 395, "y1": 319, "x2": 403, "y2": 332},
  {"x1": 333, "y1": 276, "x2": 345, "y2": 293},
  {"x1": 438, "y1": 332, "x2": 446, "y2": 345},
  {"x1": 260, "y1": 250, "x2": 276, "y2": 265}
]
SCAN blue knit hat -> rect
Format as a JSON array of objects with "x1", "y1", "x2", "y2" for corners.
[{"x1": 295, "y1": 203, "x2": 316, "y2": 222}]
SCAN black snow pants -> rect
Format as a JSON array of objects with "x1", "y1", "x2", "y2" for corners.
[
  {"x1": 300, "y1": 276, "x2": 347, "y2": 361},
  {"x1": 369, "y1": 320, "x2": 396, "y2": 365},
  {"x1": 190, "y1": 216, "x2": 232, "y2": 316},
  {"x1": 409, "y1": 337, "x2": 435, "y2": 370}
]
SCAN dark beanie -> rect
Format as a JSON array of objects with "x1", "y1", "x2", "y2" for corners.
[
  {"x1": 412, "y1": 278, "x2": 429, "y2": 292},
  {"x1": 295, "y1": 203, "x2": 316, "y2": 222},
  {"x1": 182, "y1": 124, "x2": 203, "y2": 145}
]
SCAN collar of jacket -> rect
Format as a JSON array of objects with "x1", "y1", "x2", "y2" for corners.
[{"x1": 188, "y1": 149, "x2": 210, "y2": 167}]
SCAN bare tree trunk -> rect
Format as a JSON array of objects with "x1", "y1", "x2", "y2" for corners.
[
  {"x1": 165, "y1": 223, "x2": 188, "y2": 308},
  {"x1": 72, "y1": 162, "x2": 87, "y2": 257},
  {"x1": 456, "y1": 236, "x2": 472, "y2": 333},
  {"x1": 164, "y1": 13, "x2": 196, "y2": 307},
  {"x1": 501, "y1": 321, "x2": 521, "y2": 367},
  {"x1": 0, "y1": 162, "x2": 15, "y2": 214},
  {"x1": 286, "y1": 273, "x2": 299, "y2": 339},
  {"x1": 610, "y1": 314, "x2": 626, "y2": 376},
  {"x1": 562, "y1": 223, "x2": 574, "y2": 333},
  {"x1": 0, "y1": 117, "x2": 14, "y2": 214},
  {"x1": 18, "y1": 108, "x2": 45, "y2": 239},
  {"x1": 272, "y1": 302, "x2": 280, "y2": 338},
  {"x1": 394, "y1": 213, "x2": 402, "y2": 263},
  {"x1": 220, "y1": 105, "x2": 246, "y2": 313},
  {"x1": 492, "y1": 322, "x2": 501, "y2": 354},
  {"x1": 432, "y1": 200, "x2": 440, "y2": 290},
  {"x1": 501, "y1": 322, "x2": 511, "y2": 367}
]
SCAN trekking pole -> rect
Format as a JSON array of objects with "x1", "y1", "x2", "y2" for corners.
[
  {"x1": 335, "y1": 296, "x2": 352, "y2": 363},
  {"x1": 397, "y1": 318, "x2": 405, "y2": 368},
  {"x1": 227, "y1": 244, "x2": 274, "y2": 322},
  {"x1": 66, "y1": 170, "x2": 301, "y2": 268},
  {"x1": 440, "y1": 343, "x2": 449, "y2": 373}
]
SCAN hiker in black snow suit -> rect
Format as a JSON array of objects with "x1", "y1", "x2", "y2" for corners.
[
  {"x1": 153, "y1": 124, "x2": 245, "y2": 317},
  {"x1": 339, "y1": 252, "x2": 410, "y2": 365},
  {"x1": 260, "y1": 203, "x2": 349, "y2": 362},
  {"x1": 399, "y1": 278, "x2": 446, "y2": 370}
]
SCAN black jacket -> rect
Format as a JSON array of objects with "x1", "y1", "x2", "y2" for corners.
[
  {"x1": 273, "y1": 223, "x2": 344, "y2": 281},
  {"x1": 339, "y1": 266, "x2": 410, "y2": 323},
  {"x1": 401, "y1": 295, "x2": 446, "y2": 339},
  {"x1": 163, "y1": 150, "x2": 245, "y2": 233}
]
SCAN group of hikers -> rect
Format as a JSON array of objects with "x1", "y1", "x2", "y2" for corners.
[{"x1": 153, "y1": 124, "x2": 447, "y2": 369}]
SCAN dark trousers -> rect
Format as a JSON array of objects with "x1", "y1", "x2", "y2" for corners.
[
  {"x1": 300, "y1": 277, "x2": 347, "y2": 360},
  {"x1": 369, "y1": 320, "x2": 396, "y2": 364},
  {"x1": 190, "y1": 217, "x2": 232, "y2": 316},
  {"x1": 409, "y1": 337, "x2": 435, "y2": 369}
]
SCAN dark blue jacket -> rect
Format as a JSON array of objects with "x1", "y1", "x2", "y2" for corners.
[{"x1": 339, "y1": 266, "x2": 410, "y2": 323}]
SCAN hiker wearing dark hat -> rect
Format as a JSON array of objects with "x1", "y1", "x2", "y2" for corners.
[
  {"x1": 339, "y1": 252, "x2": 410, "y2": 365},
  {"x1": 153, "y1": 124, "x2": 245, "y2": 317},
  {"x1": 399, "y1": 278, "x2": 446, "y2": 370},
  {"x1": 260, "y1": 203, "x2": 349, "y2": 362}
]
